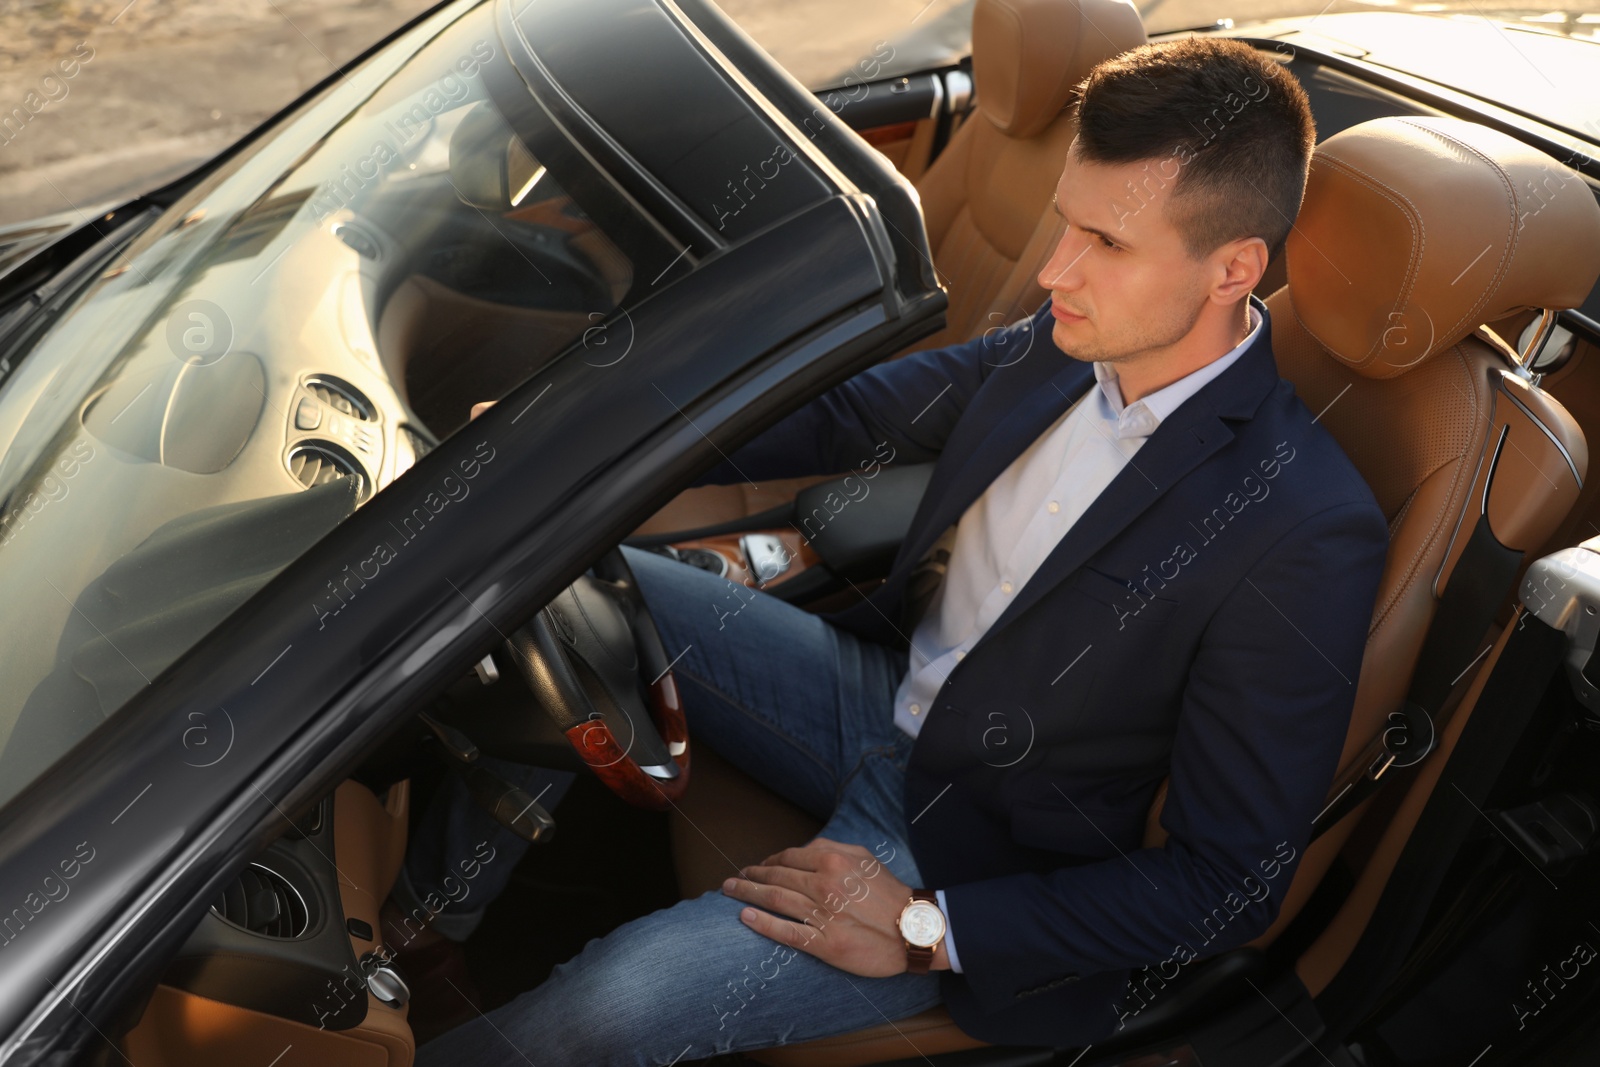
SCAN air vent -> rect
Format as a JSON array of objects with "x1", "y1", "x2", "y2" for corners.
[
  {"x1": 305, "y1": 375, "x2": 374, "y2": 421},
  {"x1": 400, "y1": 424, "x2": 435, "y2": 457},
  {"x1": 211, "y1": 863, "x2": 309, "y2": 938},
  {"x1": 332, "y1": 221, "x2": 382, "y2": 260},
  {"x1": 287, "y1": 442, "x2": 367, "y2": 499},
  {"x1": 392, "y1": 424, "x2": 435, "y2": 479}
]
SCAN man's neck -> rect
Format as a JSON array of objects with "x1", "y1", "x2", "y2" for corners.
[{"x1": 1115, "y1": 299, "x2": 1254, "y2": 406}]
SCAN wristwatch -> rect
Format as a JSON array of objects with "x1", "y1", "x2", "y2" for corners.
[{"x1": 898, "y1": 889, "x2": 946, "y2": 975}]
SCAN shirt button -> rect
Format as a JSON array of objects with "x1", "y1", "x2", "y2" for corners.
[
  {"x1": 909, "y1": 703, "x2": 922, "y2": 715},
  {"x1": 1047, "y1": 501, "x2": 1060, "y2": 514},
  {"x1": 1000, "y1": 581, "x2": 1014, "y2": 594},
  {"x1": 955, "y1": 650, "x2": 965, "y2": 661}
]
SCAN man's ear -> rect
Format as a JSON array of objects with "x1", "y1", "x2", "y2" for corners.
[{"x1": 1210, "y1": 236, "x2": 1269, "y2": 303}]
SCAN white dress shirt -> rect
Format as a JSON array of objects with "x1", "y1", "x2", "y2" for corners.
[{"x1": 910, "y1": 303, "x2": 1262, "y2": 972}]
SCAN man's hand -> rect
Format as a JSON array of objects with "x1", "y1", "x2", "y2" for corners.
[
  {"x1": 721, "y1": 836, "x2": 950, "y2": 977},
  {"x1": 470, "y1": 401, "x2": 496, "y2": 421}
]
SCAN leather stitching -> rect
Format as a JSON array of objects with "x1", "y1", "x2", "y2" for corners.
[
  {"x1": 1281, "y1": 309, "x2": 1483, "y2": 641},
  {"x1": 1366, "y1": 343, "x2": 1481, "y2": 637},
  {"x1": 984, "y1": 0, "x2": 1026, "y2": 132},
  {"x1": 1386, "y1": 488, "x2": 1416, "y2": 541},
  {"x1": 1396, "y1": 118, "x2": 1519, "y2": 348},
  {"x1": 1305, "y1": 151, "x2": 1423, "y2": 374},
  {"x1": 1369, "y1": 347, "x2": 1478, "y2": 635}
]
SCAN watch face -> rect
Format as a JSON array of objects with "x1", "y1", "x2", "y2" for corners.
[{"x1": 899, "y1": 900, "x2": 945, "y2": 948}]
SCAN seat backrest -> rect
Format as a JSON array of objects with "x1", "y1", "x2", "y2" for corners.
[
  {"x1": 910, "y1": 0, "x2": 1143, "y2": 351},
  {"x1": 1142, "y1": 116, "x2": 1600, "y2": 953}
]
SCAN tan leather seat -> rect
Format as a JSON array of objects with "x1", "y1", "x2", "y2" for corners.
[
  {"x1": 632, "y1": 0, "x2": 1145, "y2": 537},
  {"x1": 1271, "y1": 119, "x2": 1600, "y2": 996},
  {"x1": 1234, "y1": 116, "x2": 1598, "y2": 964},
  {"x1": 666, "y1": 116, "x2": 1600, "y2": 1065}
]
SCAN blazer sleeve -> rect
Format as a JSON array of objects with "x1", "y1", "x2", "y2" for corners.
[
  {"x1": 691, "y1": 304, "x2": 1052, "y2": 486},
  {"x1": 938, "y1": 497, "x2": 1390, "y2": 1016}
]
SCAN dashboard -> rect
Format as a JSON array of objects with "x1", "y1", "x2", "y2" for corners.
[{"x1": 121, "y1": 780, "x2": 417, "y2": 1062}]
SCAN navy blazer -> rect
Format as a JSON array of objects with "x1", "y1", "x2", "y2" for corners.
[{"x1": 695, "y1": 296, "x2": 1389, "y2": 1047}]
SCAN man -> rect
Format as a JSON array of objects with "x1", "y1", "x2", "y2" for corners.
[{"x1": 409, "y1": 37, "x2": 1389, "y2": 1064}]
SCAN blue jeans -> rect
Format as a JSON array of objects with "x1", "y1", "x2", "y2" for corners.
[
  {"x1": 410, "y1": 544, "x2": 941, "y2": 1066},
  {"x1": 390, "y1": 756, "x2": 577, "y2": 942}
]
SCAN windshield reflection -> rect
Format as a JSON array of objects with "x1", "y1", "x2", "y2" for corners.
[{"x1": 0, "y1": 0, "x2": 647, "y2": 811}]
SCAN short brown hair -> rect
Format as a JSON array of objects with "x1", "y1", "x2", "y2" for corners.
[{"x1": 1071, "y1": 39, "x2": 1316, "y2": 260}]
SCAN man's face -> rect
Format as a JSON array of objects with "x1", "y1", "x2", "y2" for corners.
[{"x1": 1035, "y1": 146, "x2": 1212, "y2": 365}]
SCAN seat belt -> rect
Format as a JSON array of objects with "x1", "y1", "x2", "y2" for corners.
[{"x1": 1309, "y1": 510, "x2": 1524, "y2": 842}]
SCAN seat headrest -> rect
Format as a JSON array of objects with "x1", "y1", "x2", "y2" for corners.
[
  {"x1": 1286, "y1": 116, "x2": 1600, "y2": 380},
  {"x1": 972, "y1": 0, "x2": 1145, "y2": 139}
]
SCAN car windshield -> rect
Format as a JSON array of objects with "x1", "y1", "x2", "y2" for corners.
[
  {"x1": 1263, "y1": 11, "x2": 1600, "y2": 144},
  {"x1": 1132, "y1": 0, "x2": 1600, "y2": 35},
  {"x1": 779, "y1": 2, "x2": 1599, "y2": 145},
  {"x1": 0, "y1": 0, "x2": 663, "y2": 810}
]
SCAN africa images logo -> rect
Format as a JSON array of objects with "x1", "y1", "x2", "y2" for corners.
[
  {"x1": 312, "y1": 441, "x2": 496, "y2": 629},
  {"x1": 1110, "y1": 441, "x2": 1297, "y2": 629}
]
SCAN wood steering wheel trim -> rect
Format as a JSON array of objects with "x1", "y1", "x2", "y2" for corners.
[{"x1": 562, "y1": 671, "x2": 689, "y2": 809}]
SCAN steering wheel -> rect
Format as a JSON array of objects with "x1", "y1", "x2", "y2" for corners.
[{"x1": 502, "y1": 547, "x2": 689, "y2": 810}]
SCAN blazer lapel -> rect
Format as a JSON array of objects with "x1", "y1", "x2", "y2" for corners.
[
  {"x1": 967, "y1": 396, "x2": 1237, "y2": 656},
  {"x1": 895, "y1": 356, "x2": 1096, "y2": 574},
  {"x1": 963, "y1": 304, "x2": 1284, "y2": 654}
]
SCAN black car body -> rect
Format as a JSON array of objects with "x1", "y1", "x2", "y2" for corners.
[
  {"x1": 0, "y1": 1, "x2": 1598, "y2": 1065},
  {"x1": 0, "y1": 0, "x2": 942, "y2": 1058}
]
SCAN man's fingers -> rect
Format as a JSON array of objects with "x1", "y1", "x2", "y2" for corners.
[
  {"x1": 758, "y1": 846, "x2": 824, "y2": 871},
  {"x1": 734, "y1": 863, "x2": 811, "y2": 896},
  {"x1": 738, "y1": 907, "x2": 821, "y2": 954},
  {"x1": 723, "y1": 875, "x2": 819, "y2": 925},
  {"x1": 469, "y1": 400, "x2": 497, "y2": 421}
]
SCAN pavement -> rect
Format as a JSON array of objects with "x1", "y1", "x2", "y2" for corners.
[
  {"x1": 0, "y1": 0, "x2": 440, "y2": 227},
  {"x1": 0, "y1": 0, "x2": 985, "y2": 227},
  {"x1": 1, "y1": 0, "x2": 1594, "y2": 228}
]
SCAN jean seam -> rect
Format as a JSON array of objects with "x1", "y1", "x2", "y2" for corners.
[
  {"x1": 672, "y1": 663, "x2": 839, "y2": 799},
  {"x1": 833, "y1": 742, "x2": 901, "y2": 809}
]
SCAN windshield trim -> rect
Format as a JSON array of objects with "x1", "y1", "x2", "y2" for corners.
[
  {"x1": 1228, "y1": 31, "x2": 1600, "y2": 179},
  {"x1": 0, "y1": 208, "x2": 161, "y2": 388},
  {"x1": 1216, "y1": 14, "x2": 1600, "y2": 149}
]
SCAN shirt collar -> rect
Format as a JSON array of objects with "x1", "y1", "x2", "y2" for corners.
[{"x1": 1092, "y1": 299, "x2": 1263, "y2": 440}]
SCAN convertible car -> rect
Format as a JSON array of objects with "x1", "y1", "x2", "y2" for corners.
[{"x1": 1, "y1": 0, "x2": 1598, "y2": 1064}]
